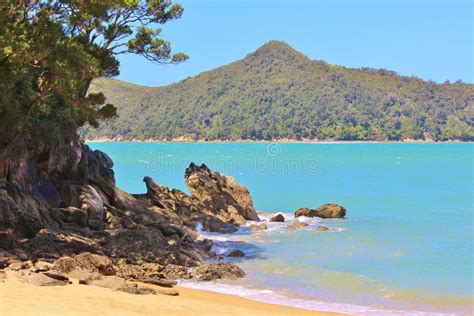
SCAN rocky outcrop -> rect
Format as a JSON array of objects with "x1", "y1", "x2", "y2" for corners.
[
  {"x1": 185, "y1": 163, "x2": 260, "y2": 223},
  {"x1": 294, "y1": 204, "x2": 346, "y2": 219},
  {"x1": 269, "y1": 213, "x2": 285, "y2": 222},
  {"x1": 0, "y1": 140, "x2": 263, "y2": 291}
]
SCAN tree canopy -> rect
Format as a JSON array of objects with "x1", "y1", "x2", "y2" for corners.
[{"x1": 0, "y1": 0, "x2": 186, "y2": 161}]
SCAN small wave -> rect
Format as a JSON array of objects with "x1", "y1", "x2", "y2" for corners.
[
  {"x1": 178, "y1": 281, "x2": 447, "y2": 316},
  {"x1": 138, "y1": 159, "x2": 150, "y2": 164}
]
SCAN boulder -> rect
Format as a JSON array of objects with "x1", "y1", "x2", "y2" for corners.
[
  {"x1": 294, "y1": 207, "x2": 311, "y2": 217},
  {"x1": 294, "y1": 204, "x2": 346, "y2": 219},
  {"x1": 314, "y1": 204, "x2": 346, "y2": 218},
  {"x1": 269, "y1": 213, "x2": 285, "y2": 222},
  {"x1": 185, "y1": 163, "x2": 259, "y2": 222},
  {"x1": 192, "y1": 263, "x2": 245, "y2": 281},
  {"x1": 287, "y1": 222, "x2": 309, "y2": 231},
  {"x1": 248, "y1": 223, "x2": 268, "y2": 232}
]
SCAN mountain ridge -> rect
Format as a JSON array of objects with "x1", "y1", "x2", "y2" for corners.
[{"x1": 86, "y1": 40, "x2": 474, "y2": 141}]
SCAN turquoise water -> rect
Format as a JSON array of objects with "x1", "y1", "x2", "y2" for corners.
[{"x1": 88, "y1": 142, "x2": 473, "y2": 314}]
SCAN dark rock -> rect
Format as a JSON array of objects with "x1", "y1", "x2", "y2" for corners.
[
  {"x1": 227, "y1": 250, "x2": 245, "y2": 257},
  {"x1": 51, "y1": 207, "x2": 88, "y2": 227},
  {"x1": 269, "y1": 213, "x2": 285, "y2": 222},
  {"x1": 192, "y1": 263, "x2": 245, "y2": 281}
]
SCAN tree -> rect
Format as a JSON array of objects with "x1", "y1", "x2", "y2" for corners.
[{"x1": 0, "y1": 0, "x2": 187, "y2": 162}]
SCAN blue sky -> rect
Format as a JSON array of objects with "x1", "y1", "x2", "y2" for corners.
[{"x1": 117, "y1": 0, "x2": 473, "y2": 87}]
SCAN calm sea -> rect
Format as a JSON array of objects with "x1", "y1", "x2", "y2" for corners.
[{"x1": 88, "y1": 142, "x2": 473, "y2": 315}]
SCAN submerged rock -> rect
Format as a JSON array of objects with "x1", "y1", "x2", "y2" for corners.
[
  {"x1": 269, "y1": 213, "x2": 285, "y2": 222},
  {"x1": 227, "y1": 250, "x2": 245, "y2": 257},
  {"x1": 248, "y1": 223, "x2": 268, "y2": 232},
  {"x1": 317, "y1": 225, "x2": 329, "y2": 231},
  {"x1": 287, "y1": 222, "x2": 309, "y2": 231},
  {"x1": 294, "y1": 204, "x2": 346, "y2": 219}
]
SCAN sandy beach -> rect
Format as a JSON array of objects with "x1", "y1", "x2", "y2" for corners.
[{"x1": 0, "y1": 271, "x2": 343, "y2": 316}]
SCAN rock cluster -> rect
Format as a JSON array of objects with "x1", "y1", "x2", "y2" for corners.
[
  {"x1": 294, "y1": 204, "x2": 346, "y2": 219},
  {"x1": 0, "y1": 140, "x2": 257, "y2": 293}
]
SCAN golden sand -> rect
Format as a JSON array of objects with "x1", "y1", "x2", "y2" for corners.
[{"x1": 0, "y1": 271, "x2": 344, "y2": 316}]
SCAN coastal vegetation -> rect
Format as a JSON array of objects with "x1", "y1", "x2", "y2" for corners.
[
  {"x1": 87, "y1": 41, "x2": 474, "y2": 142},
  {"x1": 0, "y1": 0, "x2": 187, "y2": 162}
]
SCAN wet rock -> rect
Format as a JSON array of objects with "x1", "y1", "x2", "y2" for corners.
[
  {"x1": 192, "y1": 263, "x2": 246, "y2": 281},
  {"x1": 201, "y1": 217, "x2": 238, "y2": 233},
  {"x1": 317, "y1": 225, "x2": 329, "y2": 231},
  {"x1": 287, "y1": 222, "x2": 309, "y2": 231},
  {"x1": 227, "y1": 250, "x2": 245, "y2": 257},
  {"x1": 294, "y1": 204, "x2": 346, "y2": 219},
  {"x1": 314, "y1": 204, "x2": 346, "y2": 218},
  {"x1": 269, "y1": 213, "x2": 285, "y2": 222},
  {"x1": 185, "y1": 163, "x2": 259, "y2": 222},
  {"x1": 248, "y1": 223, "x2": 268, "y2": 232},
  {"x1": 294, "y1": 207, "x2": 311, "y2": 218}
]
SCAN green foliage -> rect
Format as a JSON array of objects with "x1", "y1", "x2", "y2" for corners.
[
  {"x1": 87, "y1": 41, "x2": 474, "y2": 141},
  {"x1": 0, "y1": 0, "x2": 186, "y2": 159}
]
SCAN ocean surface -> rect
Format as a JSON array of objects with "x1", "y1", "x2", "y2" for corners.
[{"x1": 88, "y1": 142, "x2": 473, "y2": 315}]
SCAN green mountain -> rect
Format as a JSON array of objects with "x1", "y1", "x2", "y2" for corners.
[{"x1": 86, "y1": 41, "x2": 474, "y2": 141}]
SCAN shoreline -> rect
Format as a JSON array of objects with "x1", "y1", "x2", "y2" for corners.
[
  {"x1": 85, "y1": 137, "x2": 468, "y2": 143},
  {"x1": 0, "y1": 271, "x2": 344, "y2": 315}
]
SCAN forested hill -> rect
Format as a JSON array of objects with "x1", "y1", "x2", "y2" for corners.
[{"x1": 86, "y1": 41, "x2": 474, "y2": 141}]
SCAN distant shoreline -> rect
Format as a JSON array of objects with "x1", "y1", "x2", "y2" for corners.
[{"x1": 85, "y1": 137, "x2": 468, "y2": 144}]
